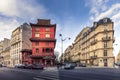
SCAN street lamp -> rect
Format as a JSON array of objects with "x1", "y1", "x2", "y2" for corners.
[{"x1": 59, "y1": 34, "x2": 71, "y2": 63}]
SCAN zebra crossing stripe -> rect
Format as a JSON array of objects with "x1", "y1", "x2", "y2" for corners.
[
  {"x1": 33, "y1": 77, "x2": 44, "y2": 80},
  {"x1": 36, "y1": 76, "x2": 59, "y2": 80}
]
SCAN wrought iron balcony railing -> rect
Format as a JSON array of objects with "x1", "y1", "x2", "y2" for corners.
[
  {"x1": 91, "y1": 39, "x2": 97, "y2": 45},
  {"x1": 102, "y1": 36, "x2": 111, "y2": 41},
  {"x1": 90, "y1": 55, "x2": 97, "y2": 59}
]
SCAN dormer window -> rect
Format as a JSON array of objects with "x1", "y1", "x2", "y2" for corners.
[{"x1": 103, "y1": 18, "x2": 107, "y2": 23}]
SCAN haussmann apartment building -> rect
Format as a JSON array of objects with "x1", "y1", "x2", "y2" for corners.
[
  {"x1": 10, "y1": 23, "x2": 31, "y2": 67},
  {"x1": 64, "y1": 18, "x2": 115, "y2": 67},
  {"x1": 0, "y1": 38, "x2": 10, "y2": 67}
]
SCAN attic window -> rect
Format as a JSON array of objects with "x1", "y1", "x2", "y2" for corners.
[{"x1": 103, "y1": 18, "x2": 107, "y2": 23}]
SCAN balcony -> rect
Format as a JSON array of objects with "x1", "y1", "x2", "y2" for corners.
[
  {"x1": 91, "y1": 39, "x2": 97, "y2": 45},
  {"x1": 90, "y1": 55, "x2": 97, "y2": 59},
  {"x1": 102, "y1": 36, "x2": 111, "y2": 41}
]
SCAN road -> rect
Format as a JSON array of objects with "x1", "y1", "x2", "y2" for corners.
[{"x1": 0, "y1": 67, "x2": 120, "y2": 80}]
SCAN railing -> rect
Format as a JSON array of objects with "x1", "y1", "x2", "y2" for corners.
[
  {"x1": 91, "y1": 39, "x2": 97, "y2": 45},
  {"x1": 32, "y1": 53, "x2": 54, "y2": 56},
  {"x1": 102, "y1": 36, "x2": 111, "y2": 41},
  {"x1": 90, "y1": 55, "x2": 97, "y2": 59}
]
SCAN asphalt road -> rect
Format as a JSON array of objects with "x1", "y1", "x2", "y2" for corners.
[{"x1": 0, "y1": 67, "x2": 120, "y2": 80}]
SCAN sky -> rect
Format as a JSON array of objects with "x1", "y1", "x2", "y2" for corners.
[{"x1": 0, "y1": 0, "x2": 120, "y2": 57}]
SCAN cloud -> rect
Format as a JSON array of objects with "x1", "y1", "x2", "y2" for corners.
[
  {"x1": 0, "y1": 0, "x2": 47, "y2": 18},
  {"x1": 96, "y1": 3, "x2": 120, "y2": 21},
  {"x1": 0, "y1": 0, "x2": 48, "y2": 40},
  {"x1": 85, "y1": 0, "x2": 109, "y2": 21},
  {"x1": 0, "y1": 19, "x2": 20, "y2": 40}
]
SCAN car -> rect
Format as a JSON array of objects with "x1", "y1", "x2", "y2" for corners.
[
  {"x1": 31, "y1": 64, "x2": 44, "y2": 69},
  {"x1": 114, "y1": 62, "x2": 120, "y2": 66},
  {"x1": 14, "y1": 64, "x2": 25, "y2": 68},
  {"x1": 2, "y1": 64, "x2": 7, "y2": 67},
  {"x1": 79, "y1": 63, "x2": 86, "y2": 67},
  {"x1": 64, "y1": 63, "x2": 75, "y2": 69},
  {"x1": 24, "y1": 64, "x2": 33, "y2": 69}
]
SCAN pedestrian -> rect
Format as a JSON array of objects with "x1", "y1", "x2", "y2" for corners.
[
  {"x1": 41, "y1": 64, "x2": 45, "y2": 69},
  {"x1": 57, "y1": 63, "x2": 59, "y2": 69}
]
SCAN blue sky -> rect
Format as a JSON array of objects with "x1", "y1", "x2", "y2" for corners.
[{"x1": 0, "y1": 0, "x2": 120, "y2": 57}]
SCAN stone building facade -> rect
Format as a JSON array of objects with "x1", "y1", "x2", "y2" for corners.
[
  {"x1": 0, "y1": 41, "x2": 3, "y2": 64},
  {"x1": 0, "y1": 38, "x2": 10, "y2": 67},
  {"x1": 10, "y1": 23, "x2": 31, "y2": 67},
  {"x1": 64, "y1": 18, "x2": 115, "y2": 67}
]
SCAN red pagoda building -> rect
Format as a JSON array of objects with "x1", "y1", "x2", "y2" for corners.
[{"x1": 30, "y1": 19, "x2": 56, "y2": 66}]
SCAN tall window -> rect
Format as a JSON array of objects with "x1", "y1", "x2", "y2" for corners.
[
  {"x1": 36, "y1": 42, "x2": 39, "y2": 46},
  {"x1": 35, "y1": 33, "x2": 39, "y2": 37},
  {"x1": 45, "y1": 34, "x2": 50, "y2": 38},
  {"x1": 104, "y1": 25, "x2": 107, "y2": 31},
  {"x1": 46, "y1": 28, "x2": 50, "y2": 31},
  {"x1": 42, "y1": 48, "x2": 45, "y2": 53},
  {"x1": 36, "y1": 48, "x2": 39, "y2": 54},
  {"x1": 104, "y1": 50, "x2": 107, "y2": 56},
  {"x1": 104, "y1": 42, "x2": 107, "y2": 48}
]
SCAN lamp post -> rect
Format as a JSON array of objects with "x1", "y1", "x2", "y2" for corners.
[{"x1": 59, "y1": 34, "x2": 70, "y2": 63}]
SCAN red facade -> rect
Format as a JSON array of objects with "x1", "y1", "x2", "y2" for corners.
[
  {"x1": 21, "y1": 49, "x2": 32, "y2": 64},
  {"x1": 30, "y1": 19, "x2": 56, "y2": 66}
]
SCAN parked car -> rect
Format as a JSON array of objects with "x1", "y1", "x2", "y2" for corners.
[
  {"x1": 64, "y1": 63, "x2": 75, "y2": 69},
  {"x1": 32, "y1": 64, "x2": 44, "y2": 70},
  {"x1": 14, "y1": 64, "x2": 25, "y2": 68},
  {"x1": 79, "y1": 63, "x2": 86, "y2": 67},
  {"x1": 2, "y1": 64, "x2": 7, "y2": 67},
  {"x1": 24, "y1": 64, "x2": 33, "y2": 69},
  {"x1": 116, "y1": 62, "x2": 120, "y2": 65}
]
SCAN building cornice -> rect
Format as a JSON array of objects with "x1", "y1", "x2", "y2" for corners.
[{"x1": 30, "y1": 38, "x2": 56, "y2": 42}]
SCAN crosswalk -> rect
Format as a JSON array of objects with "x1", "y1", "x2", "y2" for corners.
[
  {"x1": 1, "y1": 67, "x2": 120, "y2": 80},
  {"x1": 33, "y1": 67, "x2": 120, "y2": 80},
  {"x1": 33, "y1": 69, "x2": 60, "y2": 80}
]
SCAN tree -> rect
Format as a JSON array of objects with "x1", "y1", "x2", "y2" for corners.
[{"x1": 54, "y1": 51, "x2": 60, "y2": 62}]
